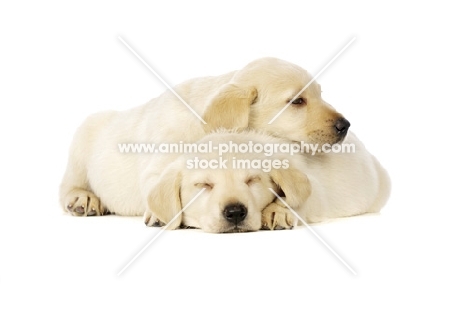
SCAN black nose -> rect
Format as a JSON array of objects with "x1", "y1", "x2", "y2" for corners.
[
  {"x1": 334, "y1": 118, "x2": 350, "y2": 135},
  {"x1": 223, "y1": 203, "x2": 247, "y2": 224}
]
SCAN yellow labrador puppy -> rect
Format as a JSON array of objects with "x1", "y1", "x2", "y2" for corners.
[
  {"x1": 60, "y1": 57, "x2": 347, "y2": 217},
  {"x1": 143, "y1": 130, "x2": 311, "y2": 232}
]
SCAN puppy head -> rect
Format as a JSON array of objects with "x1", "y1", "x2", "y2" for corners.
[
  {"x1": 203, "y1": 57, "x2": 350, "y2": 146},
  {"x1": 181, "y1": 164, "x2": 310, "y2": 233},
  {"x1": 180, "y1": 165, "x2": 275, "y2": 233},
  {"x1": 147, "y1": 134, "x2": 311, "y2": 233}
]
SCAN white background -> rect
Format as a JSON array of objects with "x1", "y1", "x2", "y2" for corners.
[{"x1": 1, "y1": 1, "x2": 467, "y2": 310}]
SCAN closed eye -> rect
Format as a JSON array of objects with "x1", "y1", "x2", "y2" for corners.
[
  {"x1": 195, "y1": 182, "x2": 213, "y2": 190},
  {"x1": 245, "y1": 176, "x2": 261, "y2": 185}
]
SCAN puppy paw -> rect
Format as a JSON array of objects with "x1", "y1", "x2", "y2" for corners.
[
  {"x1": 261, "y1": 202, "x2": 296, "y2": 230},
  {"x1": 144, "y1": 209, "x2": 165, "y2": 227},
  {"x1": 64, "y1": 189, "x2": 106, "y2": 216}
]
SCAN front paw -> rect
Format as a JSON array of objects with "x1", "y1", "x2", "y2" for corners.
[
  {"x1": 144, "y1": 209, "x2": 165, "y2": 227},
  {"x1": 261, "y1": 202, "x2": 297, "y2": 230},
  {"x1": 64, "y1": 189, "x2": 106, "y2": 216}
]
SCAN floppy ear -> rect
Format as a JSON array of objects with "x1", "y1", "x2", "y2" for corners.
[
  {"x1": 146, "y1": 161, "x2": 183, "y2": 230},
  {"x1": 270, "y1": 167, "x2": 311, "y2": 208},
  {"x1": 203, "y1": 83, "x2": 257, "y2": 132}
]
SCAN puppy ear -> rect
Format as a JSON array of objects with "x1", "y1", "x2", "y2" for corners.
[
  {"x1": 270, "y1": 167, "x2": 311, "y2": 208},
  {"x1": 146, "y1": 161, "x2": 183, "y2": 230},
  {"x1": 203, "y1": 84, "x2": 257, "y2": 132}
]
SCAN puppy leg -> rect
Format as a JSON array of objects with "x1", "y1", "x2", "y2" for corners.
[
  {"x1": 60, "y1": 157, "x2": 107, "y2": 216},
  {"x1": 59, "y1": 112, "x2": 117, "y2": 216},
  {"x1": 59, "y1": 142, "x2": 107, "y2": 216},
  {"x1": 143, "y1": 209, "x2": 164, "y2": 227},
  {"x1": 60, "y1": 156, "x2": 101, "y2": 216},
  {"x1": 261, "y1": 201, "x2": 297, "y2": 230},
  {"x1": 63, "y1": 188, "x2": 106, "y2": 216}
]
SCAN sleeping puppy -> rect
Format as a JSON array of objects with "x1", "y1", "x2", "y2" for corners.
[
  {"x1": 143, "y1": 130, "x2": 311, "y2": 233},
  {"x1": 59, "y1": 57, "x2": 349, "y2": 218}
]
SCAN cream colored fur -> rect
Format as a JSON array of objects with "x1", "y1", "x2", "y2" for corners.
[
  {"x1": 297, "y1": 132, "x2": 391, "y2": 223},
  {"x1": 59, "y1": 57, "x2": 390, "y2": 231},
  {"x1": 143, "y1": 130, "x2": 311, "y2": 232}
]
